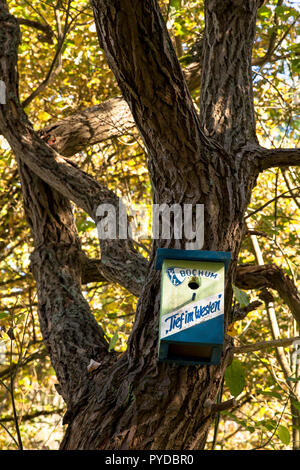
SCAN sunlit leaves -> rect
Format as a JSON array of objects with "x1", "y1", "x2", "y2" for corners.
[
  {"x1": 225, "y1": 360, "x2": 246, "y2": 398},
  {"x1": 233, "y1": 286, "x2": 250, "y2": 308},
  {"x1": 108, "y1": 331, "x2": 118, "y2": 353},
  {"x1": 277, "y1": 425, "x2": 290, "y2": 445}
]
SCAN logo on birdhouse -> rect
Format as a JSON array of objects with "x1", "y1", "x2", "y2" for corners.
[{"x1": 166, "y1": 267, "x2": 185, "y2": 286}]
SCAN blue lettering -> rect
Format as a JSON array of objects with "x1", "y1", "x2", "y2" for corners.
[
  {"x1": 164, "y1": 294, "x2": 223, "y2": 336},
  {"x1": 165, "y1": 314, "x2": 177, "y2": 334},
  {"x1": 194, "y1": 305, "x2": 200, "y2": 319},
  {"x1": 187, "y1": 311, "x2": 194, "y2": 323}
]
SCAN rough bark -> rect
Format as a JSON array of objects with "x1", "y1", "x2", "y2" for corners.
[
  {"x1": 0, "y1": 2, "x2": 145, "y2": 289},
  {"x1": 38, "y1": 61, "x2": 201, "y2": 157},
  {"x1": 37, "y1": 57, "x2": 290, "y2": 159},
  {"x1": 18, "y1": 160, "x2": 110, "y2": 410},
  {"x1": 57, "y1": 0, "x2": 261, "y2": 449},
  {"x1": 235, "y1": 264, "x2": 300, "y2": 325},
  {"x1": 199, "y1": 0, "x2": 259, "y2": 152},
  {"x1": 0, "y1": 2, "x2": 109, "y2": 417}
]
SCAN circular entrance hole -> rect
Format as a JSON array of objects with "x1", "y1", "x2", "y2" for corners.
[{"x1": 188, "y1": 279, "x2": 200, "y2": 290}]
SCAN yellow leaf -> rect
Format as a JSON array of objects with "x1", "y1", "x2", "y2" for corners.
[{"x1": 227, "y1": 323, "x2": 238, "y2": 337}]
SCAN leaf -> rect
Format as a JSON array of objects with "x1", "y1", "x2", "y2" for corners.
[
  {"x1": 0, "y1": 312, "x2": 9, "y2": 320},
  {"x1": 291, "y1": 401, "x2": 300, "y2": 413},
  {"x1": 277, "y1": 425, "x2": 290, "y2": 446},
  {"x1": 259, "y1": 390, "x2": 282, "y2": 400},
  {"x1": 258, "y1": 419, "x2": 276, "y2": 432},
  {"x1": 258, "y1": 6, "x2": 272, "y2": 18},
  {"x1": 226, "y1": 322, "x2": 238, "y2": 337},
  {"x1": 170, "y1": 0, "x2": 181, "y2": 10},
  {"x1": 233, "y1": 285, "x2": 250, "y2": 307},
  {"x1": 287, "y1": 376, "x2": 300, "y2": 383},
  {"x1": 108, "y1": 332, "x2": 118, "y2": 352},
  {"x1": 37, "y1": 111, "x2": 51, "y2": 121},
  {"x1": 102, "y1": 297, "x2": 116, "y2": 306},
  {"x1": 7, "y1": 327, "x2": 15, "y2": 340},
  {"x1": 87, "y1": 359, "x2": 101, "y2": 373},
  {"x1": 225, "y1": 359, "x2": 245, "y2": 397}
]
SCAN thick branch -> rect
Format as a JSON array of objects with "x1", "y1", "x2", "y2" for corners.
[
  {"x1": 0, "y1": 4, "x2": 112, "y2": 410},
  {"x1": 90, "y1": 0, "x2": 230, "y2": 208},
  {"x1": 199, "y1": 0, "x2": 260, "y2": 152},
  {"x1": 235, "y1": 264, "x2": 300, "y2": 326},
  {"x1": 38, "y1": 61, "x2": 201, "y2": 157},
  {"x1": 81, "y1": 253, "x2": 147, "y2": 297},
  {"x1": 257, "y1": 147, "x2": 300, "y2": 170},
  {"x1": 17, "y1": 17, "x2": 54, "y2": 43},
  {"x1": 39, "y1": 97, "x2": 135, "y2": 156}
]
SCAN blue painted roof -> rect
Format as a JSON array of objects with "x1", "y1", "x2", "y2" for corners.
[{"x1": 155, "y1": 248, "x2": 231, "y2": 272}]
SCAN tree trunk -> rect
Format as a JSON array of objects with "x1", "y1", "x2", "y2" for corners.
[{"x1": 58, "y1": 0, "x2": 261, "y2": 449}]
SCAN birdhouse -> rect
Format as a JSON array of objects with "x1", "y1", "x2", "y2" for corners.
[{"x1": 155, "y1": 249, "x2": 231, "y2": 365}]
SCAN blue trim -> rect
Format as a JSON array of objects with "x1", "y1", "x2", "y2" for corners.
[
  {"x1": 158, "y1": 315, "x2": 224, "y2": 365},
  {"x1": 158, "y1": 342, "x2": 222, "y2": 366},
  {"x1": 155, "y1": 248, "x2": 231, "y2": 272}
]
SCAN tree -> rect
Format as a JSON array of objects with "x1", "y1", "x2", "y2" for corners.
[{"x1": 0, "y1": 0, "x2": 299, "y2": 450}]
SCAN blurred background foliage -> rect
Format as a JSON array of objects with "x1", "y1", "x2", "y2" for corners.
[{"x1": 0, "y1": 0, "x2": 299, "y2": 450}]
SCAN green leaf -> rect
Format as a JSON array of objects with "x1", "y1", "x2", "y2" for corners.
[
  {"x1": 0, "y1": 312, "x2": 9, "y2": 320},
  {"x1": 108, "y1": 332, "x2": 118, "y2": 352},
  {"x1": 258, "y1": 6, "x2": 272, "y2": 18},
  {"x1": 256, "y1": 419, "x2": 276, "y2": 432},
  {"x1": 277, "y1": 425, "x2": 290, "y2": 445},
  {"x1": 102, "y1": 297, "x2": 116, "y2": 306},
  {"x1": 291, "y1": 401, "x2": 300, "y2": 413},
  {"x1": 287, "y1": 376, "x2": 300, "y2": 383},
  {"x1": 233, "y1": 285, "x2": 250, "y2": 307},
  {"x1": 170, "y1": 0, "x2": 181, "y2": 10},
  {"x1": 225, "y1": 359, "x2": 245, "y2": 397},
  {"x1": 259, "y1": 390, "x2": 282, "y2": 400}
]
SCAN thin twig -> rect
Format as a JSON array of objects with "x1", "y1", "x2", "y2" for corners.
[
  {"x1": 234, "y1": 336, "x2": 300, "y2": 354},
  {"x1": 22, "y1": 0, "x2": 73, "y2": 108},
  {"x1": 245, "y1": 186, "x2": 300, "y2": 219},
  {"x1": 250, "y1": 397, "x2": 289, "y2": 450},
  {"x1": 0, "y1": 422, "x2": 19, "y2": 448}
]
